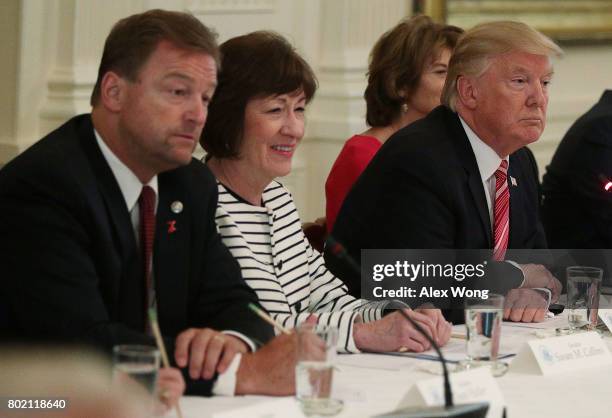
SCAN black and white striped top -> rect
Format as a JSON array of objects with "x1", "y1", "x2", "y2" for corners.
[{"x1": 215, "y1": 181, "x2": 385, "y2": 353}]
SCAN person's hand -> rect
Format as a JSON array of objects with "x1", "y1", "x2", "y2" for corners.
[
  {"x1": 414, "y1": 307, "x2": 452, "y2": 347},
  {"x1": 232, "y1": 315, "x2": 318, "y2": 396},
  {"x1": 503, "y1": 288, "x2": 548, "y2": 322},
  {"x1": 155, "y1": 367, "x2": 185, "y2": 413},
  {"x1": 174, "y1": 328, "x2": 248, "y2": 380},
  {"x1": 234, "y1": 332, "x2": 300, "y2": 396},
  {"x1": 353, "y1": 309, "x2": 439, "y2": 353},
  {"x1": 519, "y1": 264, "x2": 562, "y2": 302}
]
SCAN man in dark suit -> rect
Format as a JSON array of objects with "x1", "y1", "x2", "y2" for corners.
[
  {"x1": 326, "y1": 21, "x2": 562, "y2": 322},
  {"x1": 541, "y1": 90, "x2": 612, "y2": 284},
  {"x1": 0, "y1": 10, "x2": 295, "y2": 400},
  {"x1": 542, "y1": 90, "x2": 612, "y2": 249}
]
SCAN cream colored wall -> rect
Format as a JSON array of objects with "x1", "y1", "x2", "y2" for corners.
[
  {"x1": 534, "y1": 45, "x2": 612, "y2": 174},
  {"x1": 0, "y1": 0, "x2": 20, "y2": 159},
  {"x1": 1, "y1": 0, "x2": 611, "y2": 221}
]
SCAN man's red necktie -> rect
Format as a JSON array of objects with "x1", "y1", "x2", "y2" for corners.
[
  {"x1": 139, "y1": 185, "x2": 156, "y2": 321},
  {"x1": 493, "y1": 160, "x2": 509, "y2": 261}
]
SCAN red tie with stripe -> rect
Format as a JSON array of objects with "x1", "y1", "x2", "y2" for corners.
[
  {"x1": 139, "y1": 186, "x2": 156, "y2": 322},
  {"x1": 493, "y1": 160, "x2": 509, "y2": 261}
]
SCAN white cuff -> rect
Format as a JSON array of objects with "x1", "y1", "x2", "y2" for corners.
[
  {"x1": 222, "y1": 330, "x2": 256, "y2": 352},
  {"x1": 533, "y1": 287, "x2": 552, "y2": 308},
  {"x1": 211, "y1": 353, "x2": 242, "y2": 396}
]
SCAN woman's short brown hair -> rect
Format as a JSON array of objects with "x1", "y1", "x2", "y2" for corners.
[
  {"x1": 200, "y1": 31, "x2": 317, "y2": 159},
  {"x1": 90, "y1": 9, "x2": 219, "y2": 106},
  {"x1": 365, "y1": 15, "x2": 462, "y2": 127}
]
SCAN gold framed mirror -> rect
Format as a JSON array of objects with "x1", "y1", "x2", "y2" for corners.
[{"x1": 419, "y1": 0, "x2": 612, "y2": 41}]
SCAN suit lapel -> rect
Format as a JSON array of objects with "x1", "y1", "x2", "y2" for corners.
[
  {"x1": 77, "y1": 116, "x2": 143, "y2": 329},
  {"x1": 446, "y1": 110, "x2": 493, "y2": 247},
  {"x1": 79, "y1": 118, "x2": 138, "y2": 261},
  {"x1": 467, "y1": 172, "x2": 493, "y2": 247},
  {"x1": 155, "y1": 171, "x2": 189, "y2": 330},
  {"x1": 508, "y1": 154, "x2": 520, "y2": 247}
]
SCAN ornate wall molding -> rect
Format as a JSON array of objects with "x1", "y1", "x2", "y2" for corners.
[{"x1": 187, "y1": 0, "x2": 277, "y2": 14}]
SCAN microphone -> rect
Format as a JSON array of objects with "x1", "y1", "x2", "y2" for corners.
[
  {"x1": 326, "y1": 236, "x2": 489, "y2": 418},
  {"x1": 598, "y1": 174, "x2": 612, "y2": 192},
  {"x1": 325, "y1": 235, "x2": 361, "y2": 275}
]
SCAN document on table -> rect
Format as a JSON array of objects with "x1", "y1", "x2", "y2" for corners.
[
  {"x1": 383, "y1": 338, "x2": 514, "y2": 363},
  {"x1": 209, "y1": 398, "x2": 303, "y2": 418},
  {"x1": 502, "y1": 313, "x2": 569, "y2": 330},
  {"x1": 336, "y1": 352, "x2": 418, "y2": 371},
  {"x1": 396, "y1": 338, "x2": 470, "y2": 363}
]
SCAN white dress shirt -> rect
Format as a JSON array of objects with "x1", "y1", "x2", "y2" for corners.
[
  {"x1": 458, "y1": 118, "x2": 551, "y2": 305},
  {"x1": 94, "y1": 130, "x2": 243, "y2": 395},
  {"x1": 459, "y1": 116, "x2": 509, "y2": 228}
]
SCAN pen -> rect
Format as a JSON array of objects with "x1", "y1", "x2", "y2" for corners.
[
  {"x1": 148, "y1": 309, "x2": 184, "y2": 418},
  {"x1": 247, "y1": 303, "x2": 291, "y2": 335}
]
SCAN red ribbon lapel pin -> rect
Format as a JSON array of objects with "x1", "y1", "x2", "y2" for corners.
[
  {"x1": 167, "y1": 220, "x2": 177, "y2": 234},
  {"x1": 167, "y1": 200, "x2": 182, "y2": 234}
]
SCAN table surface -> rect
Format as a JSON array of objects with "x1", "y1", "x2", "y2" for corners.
[{"x1": 172, "y1": 310, "x2": 612, "y2": 418}]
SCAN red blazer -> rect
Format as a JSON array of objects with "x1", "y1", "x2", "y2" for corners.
[{"x1": 325, "y1": 135, "x2": 381, "y2": 232}]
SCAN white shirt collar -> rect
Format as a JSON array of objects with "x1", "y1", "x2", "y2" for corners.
[
  {"x1": 94, "y1": 129, "x2": 158, "y2": 212},
  {"x1": 458, "y1": 115, "x2": 509, "y2": 182}
]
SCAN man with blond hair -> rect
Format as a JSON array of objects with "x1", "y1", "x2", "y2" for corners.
[{"x1": 327, "y1": 21, "x2": 562, "y2": 322}]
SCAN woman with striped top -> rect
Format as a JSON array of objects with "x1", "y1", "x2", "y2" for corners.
[{"x1": 200, "y1": 31, "x2": 452, "y2": 353}]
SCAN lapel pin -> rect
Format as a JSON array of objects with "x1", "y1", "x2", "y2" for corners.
[
  {"x1": 171, "y1": 201, "x2": 183, "y2": 214},
  {"x1": 510, "y1": 176, "x2": 517, "y2": 187},
  {"x1": 167, "y1": 220, "x2": 177, "y2": 234}
]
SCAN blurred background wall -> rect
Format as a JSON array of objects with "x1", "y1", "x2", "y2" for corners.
[{"x1": 1, "y1": 0, "x2": 611, "y2": 221}]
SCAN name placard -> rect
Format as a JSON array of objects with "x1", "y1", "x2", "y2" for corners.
[
  {"x1": 599, "y1": 309, "x2": 612, "y2": 333},
  {"x1": 511, "y1": 331, "x2": 612, "y2": 375},
  {"x1": 398, "y1": 368, "x2": 503, "y2": 418}
]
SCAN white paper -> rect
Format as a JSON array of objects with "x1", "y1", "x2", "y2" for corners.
[
  {"x1": 336, "y1": 353, "x2": 416, "y2": 371},
  {"x1": 598, "y1": 309, "x2": 612, "y2": 332},
  {"x1": 210, "y1": 398, "x2": 303, "y2": 418},
  {"x1": 502, "y1": 314, "x2": 569, "y2": 330},
  {"x1": 395, "y1": 336, "x2": 513, "y2": 363}
]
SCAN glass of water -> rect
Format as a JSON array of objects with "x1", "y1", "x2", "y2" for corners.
[
  {"x1": 295, "y1": 324, "x2": 343, "y2": 416},
  {"x1": 112, "y1": 345, "x2": 160, "y2": 399},
  {"x1": 567, "y1": 266, "x2": 602, "y2": 331},
  {"x1": 460, "y1": 293, "x2": 506, "y2": 376}
]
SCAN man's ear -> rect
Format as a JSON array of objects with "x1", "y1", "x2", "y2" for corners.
[
  {"x1": 99, "y1": 71, "x2": 127, "y2": 112},
  {"x1": 456, "y1": 75, "x2": 478, "y2": 110}
]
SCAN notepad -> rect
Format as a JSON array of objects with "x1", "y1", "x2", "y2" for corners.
[{"x1": 385, "y1": 338, "x2": 514, "y2": 363}]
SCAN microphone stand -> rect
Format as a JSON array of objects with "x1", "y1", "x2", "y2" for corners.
[
  {"x1": 326, "y1": 236, "x2": 490, "y2": 418},
  {"x1": 396, "y1": 305, "x2": 453, "y2": 408}
]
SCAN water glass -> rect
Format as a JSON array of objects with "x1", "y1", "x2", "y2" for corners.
[
  {"x1": 567, "y1": 266, "x2": 602, "y2": 331},
  {"x1": 295, "y1": 324, "x2": 343, "y2": 416},
  {"x1": 112, "y1": 345, "x2": 160, "y2": 396},
  {"x1": 461, "y1": 293, "x2": 506, "y2": 376}
]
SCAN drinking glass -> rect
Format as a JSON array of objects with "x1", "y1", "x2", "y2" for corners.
[
  {"x1": 112, "y1": 345, "x2": 160, "y2": 396},
  {"x1": 295, "y1": 324, "x2": 343, "y2": 416},
  {"x1": 567, "y1": 266, "x2": 602, "y2": 331},
  {"x1": 459, "y1": 293, "x2": 506, "y2": 376}
]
